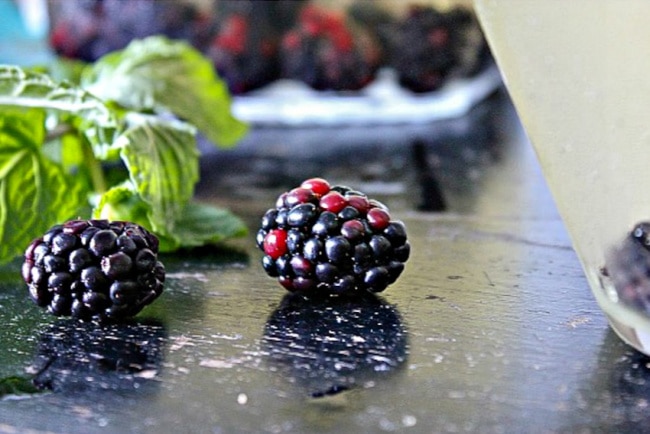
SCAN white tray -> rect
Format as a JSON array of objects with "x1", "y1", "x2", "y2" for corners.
[{"x1": 231, "y1": 64, "x2": 502, "y2": 126}]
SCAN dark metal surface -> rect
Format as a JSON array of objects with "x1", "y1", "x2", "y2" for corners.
[{"x1": 0, "y1": 92, "x2": 645, "y2": 433}]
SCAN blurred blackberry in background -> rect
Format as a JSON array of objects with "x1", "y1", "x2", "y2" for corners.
[
  {"x1": 279, "y1": 5, "x2": 383, "y2": 91},
  {"x1": 206, "y1": 8, "x2": 281, "y2": 95},
  {"x1": 388, "y1": 5, "x2": 486, "y2": 93},
  {"x1": 49, "y1": 0, "x2": 213, "y2": 61},
  {"x1": 206, "y1": 1, "x2": 307, "y2": 94},
  {"x1": 22, "y1": 219, "x2": 165, "y2": 321},
  {"x1": 47, "y1": 1, "x2": 489, "y2": 94},
  {"x1": 256, "y1": 178, "x2": 410, "y2": 296}
]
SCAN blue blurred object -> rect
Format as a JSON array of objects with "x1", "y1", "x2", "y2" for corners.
[{"x1": 0, "y1": 0, "x2": 52, "y2": 65}]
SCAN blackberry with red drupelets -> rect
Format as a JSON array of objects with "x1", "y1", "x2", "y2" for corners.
[{"x1": 257, "y1": 178, "x2": 410, "y2": 296}]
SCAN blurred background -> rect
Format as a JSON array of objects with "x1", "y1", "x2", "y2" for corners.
[
  {"x1": 1, "y1": 0, "x2": 493, "y2": 105},
  {"x1": 0, "y1": 0, "x2": 505, "y2": 212}
]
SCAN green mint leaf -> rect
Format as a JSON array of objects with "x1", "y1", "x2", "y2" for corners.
[
  {"x1": 114, "y1": 114, "x2": 198, "y2": 235},
  {"x1": 93, "y1": 181, "x2": 151, "y2": 226},
  {"x1": 81, "y1": 36, "x2": 248, "y2": 148},
  {"x1": 0, "y1": 65, "x2": 120, "y2": 159},
  {"x1": 92, "y1": 183, "x2": 179, "y2": 251},
  {"x1": 173, "y1": 202, "x2": 248, "y2": 249},
  {"x1": 0, "y1": 376, "x2": 43, "y2": 398},
  {"x1": 0, "y1": 108, "x2": 88, "y2": 263},
  {"x1": 94, "y1": 185, "x2": 247, "y2": 252}
]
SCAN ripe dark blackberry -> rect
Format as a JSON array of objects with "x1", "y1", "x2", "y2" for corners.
[
  {"x1": 257, "y1": 178, "x2": 410, "y2": 296},
  {"x1": 22, "y1": 219, "x2": 165, "y2": 321},
  {"x1": 279, "y1": 5, "x2": 382, "y2": 91}
]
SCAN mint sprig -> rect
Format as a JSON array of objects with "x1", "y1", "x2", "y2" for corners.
[
  {"x1": 0, "y1": 36, "x2": 248, "y2": 265},
  {"x1": 81, "y1": 35, "x2": 247, "y2": 148}
]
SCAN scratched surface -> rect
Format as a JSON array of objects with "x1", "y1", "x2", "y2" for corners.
[{"x1": 0, "y1": 92, "x2": 647, "y2": 433}]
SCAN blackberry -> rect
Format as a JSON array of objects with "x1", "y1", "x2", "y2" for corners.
[
  {"x1": 604, "y1": 221, "x2": 650, "y2": 314},
  {"x1": 388, "y1": 5, "x2": 485, "y2": 93},
  {"x1": 22, "y1": 219, "x2": 165, "y2": 321},
  {"x1": 257, "y1": 178, "x2": 410, "y2": 296},
  {"x1": 279, "y1": 5, "x2": 382, "y2": 91},
  {"x1": 207, "y1": 10, "x2": 281, "y2": 95},
  {"x1": 48, "y1": 0, "x2": 213, "y2": 62}
]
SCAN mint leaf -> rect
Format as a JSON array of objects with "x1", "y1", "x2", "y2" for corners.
[
  {"x1": 93, "y1": 182, "x2": 152, "y2": 227},
  {"x1": 0, "y1": 108, "x2": 88, "y2": 263},
  {"x1": 173, "y1": 202, "x2": 248, "y2": 248},
  {"x1": 92, "y1": 183, "x2": 178, "y2": 251},
  {"x1": 94, "y1": 185, "x2": 247, "y2": 252},
  {"x1": 0, "y1": 65, "x2": 120, "y2": 159},
  {"x1": 0, "y1": 376, "x2": 43, "y2": 398},
  {"x1": 114, "y1": 114, "x2": 198, "y2": 234},
  {"x1": 82, "y1": 36, "x2": 248, "y2": 147}
]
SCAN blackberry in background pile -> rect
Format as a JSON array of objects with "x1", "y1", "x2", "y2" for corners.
[
  {"x1": 49, "y1": 0, "x2": 213, "y2": 62},
  {"x1": 207, "y1": 7, "x2": 281, "y2": 95},
  {"x1": 279, "y1": 5, "x2": 383, "y2": 91},
  {"x1": 22, "y1": 219, "x2": 165, "y2": 321},
  {"x1": 207, "y1": 1, "x2": 307, "y2": 94},
  {"x1": 388, "y1": 5, "x2": 485, "y2": 93},
  {"x1": 256, "y1": 178, "x2": 410, "y2": 296},
  {"x1": 47, "y1": 1, "x2": 489, "y2": 94}
]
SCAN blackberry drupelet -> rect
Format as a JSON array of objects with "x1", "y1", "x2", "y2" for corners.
[
  {"x1": 22, "y1": 219, "x2": 165, "y2": 321},
  {"x1": 257, "y1": 178, "x2": 410, "y2": 296}
]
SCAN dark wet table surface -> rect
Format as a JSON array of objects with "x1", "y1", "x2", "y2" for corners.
[{"x1": 1, "y1": 91, "x2": 647, "y2": 434}]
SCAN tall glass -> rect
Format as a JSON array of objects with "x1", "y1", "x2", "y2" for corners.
[{"x1": 474, "y1": 0, "x2": 650, "y2": 354}]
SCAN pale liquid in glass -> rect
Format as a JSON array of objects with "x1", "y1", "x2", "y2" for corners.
[{"x1": 474, "y1": 0, "x2": 650, "y2": 353}]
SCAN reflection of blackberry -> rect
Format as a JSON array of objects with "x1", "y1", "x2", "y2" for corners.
[
  {"x1": 22, "y1": 219, "x2": 165, "y2": 321},
  {"x1": 31, "y1": 318, "x2": 166, "y2": 393},
  {"x1": 263, "y1": 293, "x2": 407, "y2": 397},
  {"x1": 279, "y1": 5, "x2": 382, "y2": 91},
  {"x1": 389, "y1": 6, "x2": 483, "y2": 93},
  {"x1": 256, "y1": 178, "x2": 410, "y2": 296}
]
